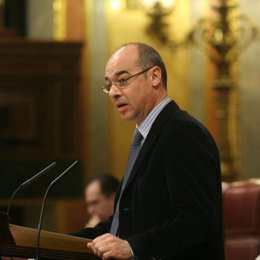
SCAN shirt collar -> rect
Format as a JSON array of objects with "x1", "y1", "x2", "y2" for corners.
[{"x1": 137, "y1": 97, "x2": 171, "y2": 140}]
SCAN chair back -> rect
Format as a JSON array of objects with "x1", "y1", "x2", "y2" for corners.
[{"x1": 223, "y1": 180, "x2": 260, "y2": 260}]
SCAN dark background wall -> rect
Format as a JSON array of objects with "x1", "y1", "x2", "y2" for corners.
[{"x1": 4, "y1": 0, "x2": 26, "y2": 36}]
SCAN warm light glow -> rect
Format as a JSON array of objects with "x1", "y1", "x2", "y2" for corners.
[
  {"x1": 53, "y1": 0, "x2": 67, "y2": 40},
  {"x1": 214, "y1": 28, "x2": 224, "y2": 43},
  {"x1": 111, "y1": 0, "x2": 121, "y2": 10},
  {"x1": 143, "y1": 0, "x2": 175, "y2": 10}
]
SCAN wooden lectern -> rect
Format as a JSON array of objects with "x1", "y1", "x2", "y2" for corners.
[{"x1": 0, "y1": 212, "x2": 99, "y2": 260}]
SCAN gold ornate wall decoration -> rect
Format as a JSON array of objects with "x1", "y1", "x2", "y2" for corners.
[
  {"x1": 53, "y1": 0, "x2": 67, "y2": 40},
  {"x1": 144, "y1": 0, "x2": 259, "y2": 181}
]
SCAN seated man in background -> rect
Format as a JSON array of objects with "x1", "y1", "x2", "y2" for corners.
[{"x1": 85, "y1": 174, "x2": 119, "y2": 227}]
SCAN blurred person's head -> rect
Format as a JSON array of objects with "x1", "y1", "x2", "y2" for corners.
[{"x1": 85, "y1": 174, "x2": 119, "y2": 222}]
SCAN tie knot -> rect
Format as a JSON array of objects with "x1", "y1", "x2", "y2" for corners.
[{"x1": 132, "y1": 129, "x2": 143, "y2": 146}]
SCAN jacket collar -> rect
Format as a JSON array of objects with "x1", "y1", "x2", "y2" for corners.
[{"x1": 121, "y1": 100, "x2": 180, "y2": 193}]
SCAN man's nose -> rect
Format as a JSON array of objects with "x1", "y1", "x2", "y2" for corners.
[{"x1": 108, "y1": 83, "x2": 122, "y2": 98}]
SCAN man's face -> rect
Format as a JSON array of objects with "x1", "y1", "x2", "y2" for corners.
[
  {"x1": 85, "y1": 181, "x2": 114, "y2": 222},
  {"x1": 105, "y1": 45, "x2": 157, "y2": 125}
]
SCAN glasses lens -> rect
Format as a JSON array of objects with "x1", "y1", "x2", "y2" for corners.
[
  {"x1": 116, "y1": 78, "x2": 128, "y2": 88},
  {"x1": 102, "y1": 82, "x2": 111, "y2": 93}
]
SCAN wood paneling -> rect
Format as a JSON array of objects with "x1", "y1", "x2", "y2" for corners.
[
  {"x1": 0, "y1": 39, "x2": 85, "y2": 201},
  {"x1": 0, "y1": 39, "x2": 82, "y2": 160}
]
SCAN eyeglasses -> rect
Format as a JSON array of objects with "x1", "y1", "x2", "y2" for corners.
[{"x1": 101, "y1": 66, "x2": 153, "y2": 94}]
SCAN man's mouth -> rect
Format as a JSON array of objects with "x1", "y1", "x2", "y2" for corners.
[
  {"x1": 116, "y1": 103, "x2": 128, "y2": 112},
  {"x1": 117, "y1": 103, "x2": 126, "y2": 108}
]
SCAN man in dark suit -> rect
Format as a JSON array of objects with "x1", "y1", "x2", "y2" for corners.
[{"x1": 74, "y1": 42, "x2": 225, "y2": 260}]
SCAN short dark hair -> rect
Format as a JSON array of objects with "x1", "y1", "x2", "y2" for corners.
[
  {"x1": 120, "y1": 42, "x2": 167, "y2": 88},
  {"x1": 91, "y1": 175, "x2": 119, "y2": 197}
]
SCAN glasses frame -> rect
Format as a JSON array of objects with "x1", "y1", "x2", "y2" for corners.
[{"x1": 101, "y1": 66, "x2": 153, "y2": 94}]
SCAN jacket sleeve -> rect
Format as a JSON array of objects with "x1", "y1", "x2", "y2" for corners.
[{"x1": 71, "y1": 216, "x2": 113, "y2": 239}]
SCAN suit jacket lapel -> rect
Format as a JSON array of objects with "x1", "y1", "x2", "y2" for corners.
[{"x1": 122, "y1": 100, "x2": 180, "y2": 192}]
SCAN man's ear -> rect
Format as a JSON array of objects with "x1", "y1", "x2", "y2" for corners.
[{"x1": 150, "y1": 66, "x2": 161, "y2": 88}]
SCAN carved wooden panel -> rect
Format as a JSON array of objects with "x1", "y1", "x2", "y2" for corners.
[
  {"x1": 0, "y1": 39, "x2": 82, "y2": 161},
  {"x1": 0, "y1": 40, "x2": 84, "y2": 200}
]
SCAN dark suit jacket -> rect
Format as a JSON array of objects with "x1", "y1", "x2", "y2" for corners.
[{"x1": 73, "y1": 100, "x2": 225, "y2": 260}]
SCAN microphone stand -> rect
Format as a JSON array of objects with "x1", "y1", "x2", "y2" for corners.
[
  {"x1": 35, "y1": 160, "x2": 78, "y2": 260},
  {"x1": 6, "y1": 162, "x2": 57, "y2": 217}
]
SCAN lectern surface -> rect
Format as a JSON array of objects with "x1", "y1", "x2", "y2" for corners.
[{"x1": 0, "y1": 224, "x2": 99, "y2": 260}]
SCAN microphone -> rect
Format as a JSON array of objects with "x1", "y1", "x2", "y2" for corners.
[
  {"x1": 6, "y1": 162, "x2": 57, "y2": 216},
  {"x1": 35, "y1": 160, "x2": 78, "y2": 260}
]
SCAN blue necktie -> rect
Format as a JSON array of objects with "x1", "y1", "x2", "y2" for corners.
[{"x1": 110, "y1": 129, "x2": 143, "y2": 235}]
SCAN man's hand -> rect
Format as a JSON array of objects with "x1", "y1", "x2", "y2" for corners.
[{"x1": 87, "y1": 233, "x2": 133, "y2": 260}]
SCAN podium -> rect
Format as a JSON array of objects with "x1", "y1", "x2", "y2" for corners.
[{"x1": 0, "y1": 212, "x2": 99, "y2": 260}]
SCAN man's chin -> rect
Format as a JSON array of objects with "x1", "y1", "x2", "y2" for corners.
[{"x1": 120, "y1": 114, "x2": 135, "y2": 121}]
